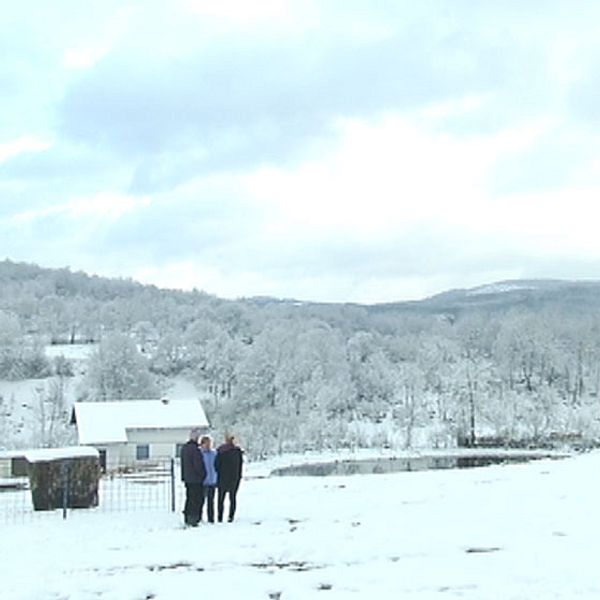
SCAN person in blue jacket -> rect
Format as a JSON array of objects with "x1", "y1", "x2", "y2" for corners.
[{"x1": 199, "y1": 435, "x2": 218, "y2": 523}]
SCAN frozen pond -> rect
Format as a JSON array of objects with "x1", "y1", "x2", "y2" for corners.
[{"x1": 270, "y1": 451, "x2": 566, "y2": 477}]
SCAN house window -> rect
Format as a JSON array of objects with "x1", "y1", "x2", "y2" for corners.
[{"x1": 136, "y1": 444, "x2": 150, "y2": 460}]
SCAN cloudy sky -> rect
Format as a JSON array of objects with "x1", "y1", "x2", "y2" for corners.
[{"x1": 2, "y1": 1, "x2": 600, "y2": 304}]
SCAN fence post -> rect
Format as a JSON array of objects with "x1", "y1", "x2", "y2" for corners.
[
  {"x1": 61, "y1": 459, "x2": 70, "y2": 520},
  {"x1": 170, "y1": 458, "x2": 176, "y2": 513}
]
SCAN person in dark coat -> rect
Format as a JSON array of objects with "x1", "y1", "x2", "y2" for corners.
[
  {"x1": 215, "y1": 433, "x2": 243, "y2": 522},
  {"x1": 180, "y1": 427, "x2": 206, "y2": 527}
]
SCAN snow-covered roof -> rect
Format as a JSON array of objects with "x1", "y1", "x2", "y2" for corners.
[
  {"x1": 72, "y1": 399, "x2": 209, "y2": 445},
  {"x1": 0, "y1": 450, "x2": 28, "y2": 460},
  {"x1": 24, "y1": 446, "x2": 99, "y2": 463}
]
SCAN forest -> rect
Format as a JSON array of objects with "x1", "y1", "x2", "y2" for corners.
[{"x1": 2, "y1": 259, "x2": 600, "y2": 456}]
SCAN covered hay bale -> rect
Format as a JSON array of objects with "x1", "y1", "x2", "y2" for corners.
[{"x1": 25, "y1": 447, "x2": 100, "y2": 511}]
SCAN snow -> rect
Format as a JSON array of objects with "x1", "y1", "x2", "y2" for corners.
[
  {"x1": 73, "y1": 399, "x2": 209, "y2": 445},
  {"x1": 44, "y1": 344, "x2": 96, "y2": 361},
  {"x1": 164, "y1": 377, "x2": 205, "y2": 401},
  {"x1": 467, "y1": 282, "x2": 534, "y2": 296},
  {"x1": 0, "y1": 376, "x2": 83, "y2": 448},
  {"x1": 24, "y1": 446, "x2": 99, "y2": 463},
  {"x1": 0, "y1": 450, "x2": 29, "y2": 459},
  {"x1": 2, "y1": 450, "x2": 600, "y2": 598}
]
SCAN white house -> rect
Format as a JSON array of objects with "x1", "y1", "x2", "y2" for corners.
[{"x1": 71, "y1": 398, "x2": 209, "y2": 471}]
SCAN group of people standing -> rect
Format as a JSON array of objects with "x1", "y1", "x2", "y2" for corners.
[{"x1": 180, "y1": 428, "x2": 243, "y2": 527}]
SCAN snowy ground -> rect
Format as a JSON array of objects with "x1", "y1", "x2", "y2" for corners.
[{"x1": 2, "y1": 450, "x2": 600, "y2": 599}]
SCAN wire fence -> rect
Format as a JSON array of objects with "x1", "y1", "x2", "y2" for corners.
[{"x1": 0, "y1": 459, "x2": 185, "y2": 525}]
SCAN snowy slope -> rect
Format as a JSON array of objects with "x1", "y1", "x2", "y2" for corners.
[{"x1": 0, "y1": 377, "x2": 82, "y2": 448}]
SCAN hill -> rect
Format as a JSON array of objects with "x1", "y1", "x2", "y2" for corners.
[
  {"x1": 3, "y1": 258, "x2": 600, "y2": 324},
  {"x1": 367, "y1": 279, "x2": 600, "y2": 317},
  {"x1": 3, "y1": 259, "x2": 600, "y2": 455}
]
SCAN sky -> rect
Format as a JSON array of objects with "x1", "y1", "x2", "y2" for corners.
[{"x1": 2, "y1": 0, "x2": 600, "y2": 304}]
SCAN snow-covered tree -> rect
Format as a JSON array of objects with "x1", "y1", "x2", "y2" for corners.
[
  {"x1": 347, "y1": 331, "x2": 396, "y2": 419},
  {"x1": 32, "y1": 378, "x2": 74, "y2": 447},
  {"x1": 83, "y1": 333, "x2": 158, "y2": 401}
]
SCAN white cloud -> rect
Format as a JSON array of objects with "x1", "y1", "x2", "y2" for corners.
[
  {"x1": 64, "y1": 46, "x2": 111, "y2": 70},
  {"x1": 180, "y1": 0, "x2": 297, "y2": 25},
  {"x1": 10, "y1": 194, "x2": 151, "y2": 224},
  {"x1": 481, "y1": 186, "x2": 600, "y2": 257},
  {"x1": 241, "y1": 112, "x2": 554, "y2": 238},
  {"x1": 0, "y1": 136, "x2": 52, "y2": 163},
  {"x1": 61, "y1": 5, "x2": 134, "y2": 70},
  {"x1": 68, "y1": 193, "x2": 151, "y2": 219},
  {"x1": 134, "y1": 261, "x2": 265, "y2": 299}
]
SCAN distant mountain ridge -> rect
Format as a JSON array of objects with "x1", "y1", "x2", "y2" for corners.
[
  {"x1": 369, "y1": 278, "x2": 600, "y2": 316},
  {"x1": 1, "y1": 259, "x2": 599, "y2": 316}
]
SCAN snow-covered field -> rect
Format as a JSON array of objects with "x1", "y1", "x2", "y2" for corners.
[{"x1": 2, "y1": 450, "x2": 600, "y2": 599}]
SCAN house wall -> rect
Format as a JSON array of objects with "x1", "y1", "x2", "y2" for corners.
[
  {"x1": 126, "y1": 427, "x2": 192, "y2": 445},
  {"x1": 114, "y1": 442, "x2": 176, "y2": 464},
  {"x1": 94, "y1": 427, "x2": 209, "y2": 470},
  {"x1": 93, "y1": 445, "x2": 122, "y2": 471},
  {"x1": 90, "y1": 444, "x2": 138, "y2": 471},
  {"x1": 100, "y1": 443, "x2": 177, "y2": 470}
]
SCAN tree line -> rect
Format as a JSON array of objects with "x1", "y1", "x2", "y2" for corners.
[{"x1": 2, "y1": 260, "x2": 600, "y2": 456}]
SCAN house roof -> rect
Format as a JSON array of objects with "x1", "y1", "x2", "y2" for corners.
[{"x1": 72, "y1": 399, "x2": 209, "y2": 445}]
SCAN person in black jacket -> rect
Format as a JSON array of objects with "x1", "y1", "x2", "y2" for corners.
[
  {"x1": 180, "y1": 428, "x2": 206, "y2": 527},
  {"x1": 215, "y1": 433, "x2": 243, "y2": 522}
]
